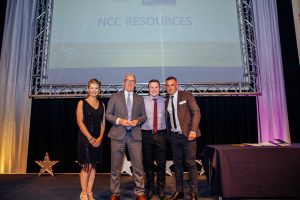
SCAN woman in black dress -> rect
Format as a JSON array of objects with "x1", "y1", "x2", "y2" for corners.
[{"x1": 76, "y1": 79, "x2": 105, "y2": 200}]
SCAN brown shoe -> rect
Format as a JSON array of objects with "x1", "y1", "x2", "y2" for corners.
[
  {"x1": 165, "y1": 191, "x2": 184, "y2": 200},
  {"x1": 110, "y1": 194, "x2": 119, "y2": 200},
  {"x1": 136, "y1": 194, "x2": 146, "y2": 200}
]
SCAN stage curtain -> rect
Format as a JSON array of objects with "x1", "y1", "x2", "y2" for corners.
[
  {"x1": 0, "y1": 0, "x2": 36, "y2": 173},
  {"x1": 26, "y1": 97, "x2": 258, "y2": 173},
  {"x1": 253, "y1": 0, "x2": 291, "y2": 143}
]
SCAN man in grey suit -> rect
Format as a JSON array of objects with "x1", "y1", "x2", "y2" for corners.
[{"x1": 106, "y1": 74, "x2": 147, "y2": 200}]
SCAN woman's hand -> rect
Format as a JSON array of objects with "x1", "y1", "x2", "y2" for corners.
[{"x1": 92, "y1": 137, "x2": 102, "y2": 147}]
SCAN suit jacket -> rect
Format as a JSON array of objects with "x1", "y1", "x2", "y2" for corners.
[
  {"x1": 106, "y1": 91, "x2": 146, "y2": 141},
  {"x1": 165, "y1": 90, "x2": 201, "y2": 138}
]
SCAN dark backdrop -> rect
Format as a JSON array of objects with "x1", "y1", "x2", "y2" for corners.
[
  {"x1": 277, "y1": 0, "x2": 300, "y2": 143},
  {"x1": 0, "y1": 0, "x2": 7, "y2": 54},
  {"x1": 27, "y1": 96, "x2": 258, "y2": 173}
]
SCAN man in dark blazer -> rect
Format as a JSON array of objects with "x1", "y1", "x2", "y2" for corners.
[
  {"x1": 106, "y1": 74, "x2": 147, "y2": 200},
  {"x1": 164, "y1": 76, "x2": 201, "y2": 200}
]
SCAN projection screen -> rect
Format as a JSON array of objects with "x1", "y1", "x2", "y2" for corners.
[{"x1": 47, "y1": 0, "x2": 243, "y2": 84}]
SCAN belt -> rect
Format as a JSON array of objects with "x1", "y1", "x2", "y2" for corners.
[{"x1": 142, "y1": 129, "x2": 166, "y2": 134}]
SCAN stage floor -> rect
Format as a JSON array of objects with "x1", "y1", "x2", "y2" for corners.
[
  {"x1": 0, "y1": 174, "x2": 294, "y2": 200},
  {"x1": 0, "y1": 174, "x2": 215, "y2": 200}
]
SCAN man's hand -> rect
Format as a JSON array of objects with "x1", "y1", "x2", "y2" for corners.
[
  {"x1": 129, "y1": 119, "x2": 139, "y2": 127},
  {"x1": 188, "y1": 131, "x2": 197, "y2": 141},
  {"x1": 119, "y1": 118, "x2": 131, "y2": 127}
]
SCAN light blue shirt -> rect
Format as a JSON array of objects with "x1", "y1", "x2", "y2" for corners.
[
  {"x1": 116, "y1": 91, "x2": 133, "y2": 124},
  {"x1": 124, "y1": 91, "x2": 133, "y2": 104},
  {"x1": 141, "y1": 95, "x2": 166, "y2": 130}
]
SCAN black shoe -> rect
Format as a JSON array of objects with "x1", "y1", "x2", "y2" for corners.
[
  {"x1": 165, "y1": 191, "x2": 184, "y2": 200},
  {"x1": 190, "y1": 193, "x2": 198, "y2": 200}
]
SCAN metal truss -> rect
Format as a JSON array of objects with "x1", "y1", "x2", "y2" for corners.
[
  {"x1": 30, "y1": 0, "x2": 260, "y2": 98},
  {"x1": 237, "y1": 0, "x2": 261, "y2": 94},
  {"x1": 30, "y1": 0, "x2": 52, "y2": 96}
]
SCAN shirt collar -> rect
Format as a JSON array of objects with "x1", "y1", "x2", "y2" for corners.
[
  {"x1": 171, "y1": 90, "x2": 178, "y2": 98},
  {"x1": 124, "y1": 91, "x2": 133, "y2": 95},
  {"x1": 151, "y1": 95, "x2": 158, "y2": 100}
]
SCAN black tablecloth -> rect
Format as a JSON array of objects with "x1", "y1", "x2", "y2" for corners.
[{"x1": 201, "y1": 144, "x2": 300, "y2": 198}]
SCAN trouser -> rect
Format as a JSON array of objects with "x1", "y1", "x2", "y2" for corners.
[
  {"x1": 142, "y1": 130, "x2": 167, "y2": 193},
  {"x1": 170, "y1": 133, "x2": 198, "y2": 194}
]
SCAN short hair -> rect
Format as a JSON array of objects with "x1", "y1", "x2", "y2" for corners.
[
  {"x1": 87, "y1": 78, "x2": 101, "y2": 88},
  {"x1": 124, "y1": 73, "x2": 136, "y2": 82},
  {"x1": 148, "y1": 79, "x2": 160, "y2": 88},
  {"x1": 165, "y1": 76, "x2": 177, "y2": 82}
]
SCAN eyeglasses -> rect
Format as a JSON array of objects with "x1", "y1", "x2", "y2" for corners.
[{"x1": 125, "y1": 79, "x2": 136, "y2": 84}]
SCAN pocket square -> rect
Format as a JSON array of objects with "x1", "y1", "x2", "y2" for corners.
[{"x1": 179, "y1": 100, "x2": 186, "y2": 105}]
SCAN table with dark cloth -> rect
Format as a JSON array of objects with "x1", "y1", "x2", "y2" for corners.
[{"x1": 201, "y1": 144, "x2": 300, "y2": 198}]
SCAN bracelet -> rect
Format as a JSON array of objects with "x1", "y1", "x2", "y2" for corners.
[{"x1": 88, "y1": 137, "x2": 93, "y2": 141}]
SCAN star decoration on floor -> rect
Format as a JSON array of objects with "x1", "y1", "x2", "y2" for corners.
[
  {"x1": 121, "y1": 155, "x2": 132, "y2": 176},
  {"x1": 154, "y1": 160, "x2": 174, "y2": 176},
  {"x1": 165, "y1": 160, "x2": 174, "y2": 176},
  {"x1": 196, "y1": 159, "x2": 205, "y2": 175},
  {"x1": 35, "y1": 152, "x2": 59, "y2": 176}
]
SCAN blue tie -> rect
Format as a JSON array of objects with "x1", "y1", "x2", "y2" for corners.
[
  {"x1": 127, "y1": 93, "x2": 132, "y2": 120},
  {"x1": 126, "y1": 93, "x2": 132, "y2": 131}
]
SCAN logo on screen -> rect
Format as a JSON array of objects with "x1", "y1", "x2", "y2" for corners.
[{"x1": 142, "y1": 0, "x2": 176, "y2": 6}]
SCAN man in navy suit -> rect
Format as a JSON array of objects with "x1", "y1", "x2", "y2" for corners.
[
  {"x1": 106, "y1": 74, "x2": 147, "y2": 200},
  {"x1": 164, "y1": 76, "x2": 201, "y2": 200}
]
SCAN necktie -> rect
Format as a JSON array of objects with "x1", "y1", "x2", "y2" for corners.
[
  {"x1": 171, "y1": 96, "x2": 177, "y2": 129},
  {"x1": 153, "y1": 98, "x2": 158, "y2": 133},
  {"x1": 126, "y1": 93, "x2": 132, "y2": 121}
]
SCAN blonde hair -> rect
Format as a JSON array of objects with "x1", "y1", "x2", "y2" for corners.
[{"x1": 87, "y1": 78, "x2": 101, "y2": 88}]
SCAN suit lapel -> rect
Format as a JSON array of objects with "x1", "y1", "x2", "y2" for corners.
[
  {"x1": 120, "y1": 92, "x2": 127, "y2": 112},
  {"x1": 177, "y1": 91, "x2": 182, "y2": 107},
  {"x1": 122, "y1": 92, "x2": 126, "y2": 105},
  {"x1": 177, "y1": 91, "x2": 184, "y2": 117},
  {"x1": 165, "y1": 96, "x2": 170, "y2": 108}
]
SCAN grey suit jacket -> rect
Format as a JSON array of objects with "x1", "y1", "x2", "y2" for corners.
[
  {"x1": 106, "y1": 92, "x2": 146, "y2": 141},
  {"x1": 165, "y1": 90, "x2": 201, "y2": 138}
]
